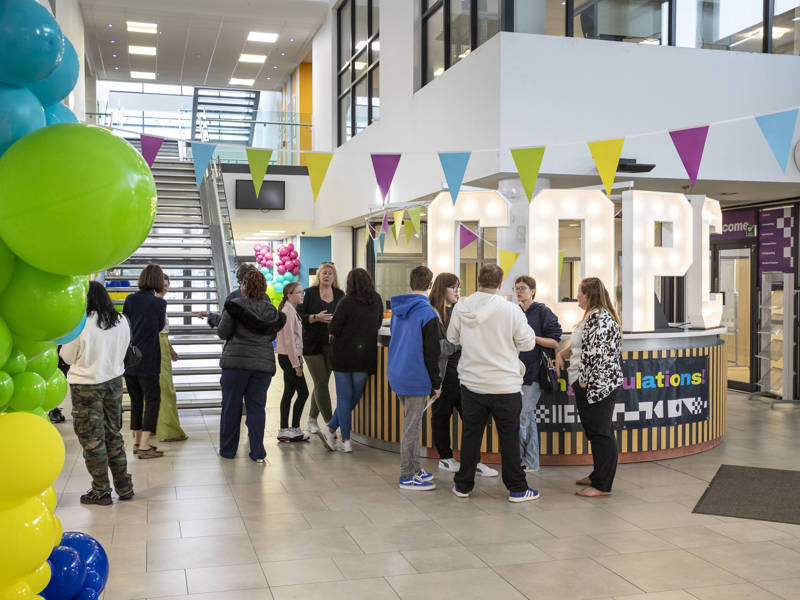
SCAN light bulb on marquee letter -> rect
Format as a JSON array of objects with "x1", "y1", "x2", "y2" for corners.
[
  {"x1": 622, "y1": 191, "x2": 693, "y2": 331},
  {"x1": 529, "y1": 189, "x2": 615, "y2": 329},
  {"x1": 687, "y1": 196, "x2": 723, "y2": 328}
]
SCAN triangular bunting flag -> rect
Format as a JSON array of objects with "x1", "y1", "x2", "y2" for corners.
[
  {"x1": 587, "y1": 138, "x2": 625, "y2": 196},
  {"x1": 498, "y1": 249, "x2": 520, "y2": 280},
  {"x1": 305, "y1": 152, "x2": 334, "y2": 202},
  {"x1": 378, "y1": 232, "x2": 386, "y2": 254},
  {"x1": 404, "y1": 220, "x2": 414, "y2": 242},
  {"x1": 140, "y1": 134, "x2": 164, "y2": 168},
  {"x1": 438, "y1": 151, "x2": 471, "y2": 205},
  {"x1": 246, "y1": 148, "x2": 273, "y2": 197},
  {"x1": 755, "y1": 109, "x2": 799, "y2": 172},
  {"x1": 191, "y1": 142, "x2": 216, "y2": 188},
  {"x1": 669, "y1": 126, "x2": 709, "y2": 187},
  {"x1": 392, "y1": 209, "x2": 405, "y2": 241},
  {"x1": 371, "y1": 153, "x2": 402, "y2": 204},
  {"x1": 371, "y1": 236, "x2": 379, "y2": 261},
  {"x1": 365, "y1": 222, "x2": 374, "y2": 247},
  {"x1": 510, "y1": 147, "x2": 546, "y2": 203},
  {"x1": 558, "y1": 250, "x2": 565, "y2": 285},
  {"x1": 408, "y1": 206, "x2": 422, "y2": 235},
  {"x1": 459, "y1": 224, "x2": 478, "y2": 250},
  {"x1": 381, "y1": 212, "x2": 390, "y2": 235}
]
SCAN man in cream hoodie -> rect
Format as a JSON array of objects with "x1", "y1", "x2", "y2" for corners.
[{"x1": 447, "y1": 264, "x2": 540, "y2": 502}]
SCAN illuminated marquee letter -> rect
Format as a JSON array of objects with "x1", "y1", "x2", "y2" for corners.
[
  {"x1": 427, "y1": 191, "x2": 511, "y2": 279},
  {"x1": 622, "y1": 191, "x2": 693, "y2": 332},
  {"x1": 529, "y1": 189, "x2": 615, "y2": 327},
  {"x1": 687, "y1": 196, "x2": 723, "y2": 328}
]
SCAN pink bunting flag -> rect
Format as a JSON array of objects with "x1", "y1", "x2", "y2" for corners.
[
  {"x1": 381, "y1": 212, "x2": 389, "y2": 235},
  {"x1": 669, "y1": 125, "x2": 709, "y2": 187},
  {"x1": 459, "y1": 224, "x2": 478, "y2": 250},
  {"x1": 140, "y1": 134, "x2": 164, "y2": 167},
  {"x1": 371, "y1": 153, "x2": 402, "y2": 204}
]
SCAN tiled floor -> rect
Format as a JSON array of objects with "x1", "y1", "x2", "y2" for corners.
[{"x1": 53, "y1": 387, "x2": 800, "y2": 600}]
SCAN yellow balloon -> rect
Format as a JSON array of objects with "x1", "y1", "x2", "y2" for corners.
[
  {"x1": 51, "y1": 514, "x2": 62, "y2": 547},
  {"x1": 0, "y1": 497, "x2": 56, "y2": 582},
  {"x1": 39, "y1": 487, "x2": 56, "y2": 513},
  {"x1": 0, "y1": 413, "x2": 64, "y2": 507},
  {"x1": 25, "y1": 562, "x2": 50, "y2": 595},
  {"x1": 0, "y1": 579, "x2": 31, "y2": 599}
]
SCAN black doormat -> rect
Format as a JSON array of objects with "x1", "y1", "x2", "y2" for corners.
[{"x1": 693, "y1": 464, "x2": 800, "y2": 525}]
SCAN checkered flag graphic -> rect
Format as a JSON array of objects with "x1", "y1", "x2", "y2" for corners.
[
  {"x1": 535, "y1": 405, "x2": 549, "y2": 424},
  {"x1": 688, "y1": 398, "x2": 705, "y2": 415}
]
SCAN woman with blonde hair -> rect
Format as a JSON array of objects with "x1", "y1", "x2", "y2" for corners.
[
  {"x1": 297, "y1": 262, "x2": 344, "y2": 433},
  {"x1": 555, "y1": 277, "x2": 622, "y2": 497},
  {"x1": 275, "y1": 281, "x2": 310, "y2": 442}
]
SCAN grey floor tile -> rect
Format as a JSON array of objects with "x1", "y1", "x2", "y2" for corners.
[{"x1": 386, "y1": 567, "x2": 526, "y2": 600}]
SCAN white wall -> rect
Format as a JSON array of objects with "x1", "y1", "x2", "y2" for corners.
[
  {"x1": 312, "y1": 3, "x2": 336, "y2": 151},
  {"x1": 55, "y1": 0, "x2": 85, "y2": 120}
]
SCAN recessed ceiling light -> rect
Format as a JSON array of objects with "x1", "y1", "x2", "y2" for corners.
[
  {"x1": 114, "y1": 66, "x2": 119, "y2": 70},
  {"x1": 273, "y1": 65, "x2": 278, "y2": 69},
  {"x1": 229, "y1": 77, "x2": 255, "y2": 86},
  {"x1": 280, "y1": 52, "x2": 286, "y2": 56},
  {"x1": 129, "y1": 45, "x2": 156, "y2": 55},
  {"x1": 127, "y1": 21, "x2": 157, "y2": 34},
  {"x1": 112, "y1": 53, "x2": 117, "y2": 58},
  {"x1": 131, "y1": 71, "x2": 156, "y2": 79},
  {"x1": 289, "y1": 38, "x2": 294, "y2": 42},
  {"x1": 239, "y1": 53, "x2": 266, "y2": 63},
  {"x1": 107, "y1": 23, "x2": 113, "y2": 28},
  {"x1": 247, "y1": 31, "x2": 278, "y2": 43},
  {"x1": 266, "y1": 77, "x2": 271, "y2": 80},
  {"x1": 110, "y1": 40, "x2": 115, "y2": 44}
]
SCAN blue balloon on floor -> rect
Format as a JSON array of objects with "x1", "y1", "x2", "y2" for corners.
[
  {"x1": 0, "y1": 83, "x2": 45, "y2": 155},
  {"x1": 28, "y1": 37, "x2": 78, "y2": 106},
  {"x1": 44, "y1": 102, "x2": 77, "y2": 125},
  {"x1": 41, "y1": 547, "x2": 86, "y2": 600},
  {"x1": 0, "y1": 0, "x2": 64, "y2": 86},
  {"x1": 74, "y1": 587, "x2": 98, "y2": 600},
  {"x1": 60, "y1": 531, "x2": 109, "y2": 592}
]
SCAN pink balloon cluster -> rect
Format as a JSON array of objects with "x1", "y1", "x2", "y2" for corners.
[
  {"x1": 253, "y1": 244, "x2": 274, "y2": 270},
  {"x1": 274, "y1": 243, "x2": 300, "y2": 276}
]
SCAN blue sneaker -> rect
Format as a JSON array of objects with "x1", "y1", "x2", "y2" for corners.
[
  {"x1": 452, "y1": 484, "x2": 470, "y2": 498},
  {"x1": 398, "y1": 475, "x2": 436, "y2": 491},
  {"x1": 415, "y1": 468, "x2": 434, "y2": 482},
  {"x1": 508, "y1": 488, "x2": 540, "y2": 503}
]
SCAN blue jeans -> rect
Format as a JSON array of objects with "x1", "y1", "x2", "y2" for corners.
[
  {"x1": 520, "y1": 382, "x2": 542, "y2": 470},
  {"x1": 219, "y1": 369, "x2": 271, "y2": 460},
  {"x1": 329, "y1": 371, "x2": 368, "y2": 441}
]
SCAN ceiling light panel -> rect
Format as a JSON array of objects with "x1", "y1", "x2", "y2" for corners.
[
  {"x1": 239, "y1": 53, "x2": 266, "y2": 63},
  {"x1": 229, "y1": 78, "x2": 255, "y2": 86},
  {"x1": 131, "y1": 71, "x2": 156, "y2": 79},
  {"x1": 129, "y1": 45, "x2": 157, "y2": 55},
  {"x1": 247, "y1": 31, "x2": 278, "y2": 43},
  {"x1": 127, "y1": 21, "x2": 157, "y2": 34}
]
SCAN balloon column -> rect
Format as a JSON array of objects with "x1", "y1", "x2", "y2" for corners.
[
  {"x1": 254, "y1": 242, "x2": 301, "y2": 307},
  {"x1": 0, "y1": 1, "x2": 157, "y2": 597},
  {"x1": 42, "y1": 532, "x2": 109, "y2": 600}
]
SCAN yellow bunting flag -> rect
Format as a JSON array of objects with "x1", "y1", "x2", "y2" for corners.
[
  {"x1": 558, "y1": 250, "x2": 565, "y2": 285},
  {"x1": 587, "y1": 138, "x2": 625, "y2": 196},
  {"x1": 245, "y1": 148, "x2": 273, "y2": 197},
  {"x1": 510, "y1": 146, "x2": 546, "y2": 203},
  {"x1": 305, "y1": 152, "x2": 334, "y2": 202},
  {"x1": 498, "y1": 250, "x2": 520, "y2": 280},
  {"x1": 404, "y1": 220, "x2": 414, "y2": 242},
  {"x1": 392, "y1": 209, "x2": 405, "y2": 241},
  {"x1": 408, "y1": 206, "x2": 422, "y2": 235}
]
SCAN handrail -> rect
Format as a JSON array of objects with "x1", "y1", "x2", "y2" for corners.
[{"x1": 198, "y1": 158, "x2": 234, "y2": 303}]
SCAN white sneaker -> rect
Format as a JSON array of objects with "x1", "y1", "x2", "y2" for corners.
[
  {"x1": 277, "y1": 428, "x2": 292, "y2": 442},
  {"x1": 476, "y1": 462, "x2": 499, "y2": 477},
  {"x1": 290, "y1": 427, "x2": 309, "y2": 441},
  {"x1": 523, "y1": 465, "x2": 540, "y2": 473},
  {"x1": 340, "y1": 440, "x2": 353, "y2": 453},
  {"x1": 439, "y1": 458, "x2": 461, "y2": 472},
  {"x1": 317, "y1": 427, "x2": 337, "y2": 451},
  {"x1": 307, "y1": 419, "x2": 320, "y2": 434}
]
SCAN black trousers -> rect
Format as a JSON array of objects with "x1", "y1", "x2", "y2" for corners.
[
  {"x1": 431, "y1": 366, "x2": 462, "y2": 459},
  {"x1": 219, "y1": 368, "x2": 270, "y2": 460},
  {"x1": 125, "y1": 374, "x2": 161, "y2": 433},
  {"x1": 278, "y1": 354, "x2": 309, "y2": 429},
  {"x1": 454, "y1": 386, "x2": 528, "y2": 494},
  {"x1": 574, "y1": 385, "x2": 619, "y2": 492}
]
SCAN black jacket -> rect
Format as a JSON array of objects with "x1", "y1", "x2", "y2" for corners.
[
  {"x1": 297, "y1": 286, "x2": 344, "y2": 355},
  {"x1": 217, "y1": 297, "x2": 286, "y2": 374},
  {"x1": 207, "y1": 288, "x2": 241, "y2": 328},
  {"x1": 123, "y1": 290, "x2": 167, "y2": 377},
  {"x1": 519, "y1": 302, "x2": 562, "y2": 385},
  {"x1": 329, "y1": 294, "x2": 384, "y2": 373}
]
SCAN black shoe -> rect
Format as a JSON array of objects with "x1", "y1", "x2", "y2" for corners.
[
  {"x1": 49, "y1": 408, "x2": 65, "y2": 424},
  {"x1": 118, "y1": 490, "x2": 135, "y2": 501},
  {"x1": 80, "y1": 490, "x2": 112, "y2": 506}
]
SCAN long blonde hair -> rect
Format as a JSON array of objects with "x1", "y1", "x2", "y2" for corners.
[
  {"x1": 578, "y1": 277, "x2": 621, "y2": 327},
  {"x1": 313, "y1": 262, "x2": 340, "y2": 289}
]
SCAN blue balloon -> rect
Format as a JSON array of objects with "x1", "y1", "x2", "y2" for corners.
[
  {"x1": 60, "y1": 532, "x2": 109, "y2": 592},
  {"x1": 0, "y1": 0, "x2": 64, "y2": 86},
  {"x1": 42, "y1": 547, "x2": 86, "y2": 600},
  {"x1": 0, "y1": 83, "x2": 45, "y2": 155},
  {"x1": 44, "y1": 102, "x2": 77, "y2": 125},
  {"x1": 273, "y1": 282, "x2": 284, "y2": 293},
  {"x1": 53, "y1": 311, "x2": 86, "y2": 344},
  {"x1": 28, "y1": 37, "x2": 78, "y2": 106},
  {"x1": 75, "y1": 587, "x2": 98, "y2": 600},
  {"x1": 83, "y1": 570, "x2": 102, "y2": 592}
]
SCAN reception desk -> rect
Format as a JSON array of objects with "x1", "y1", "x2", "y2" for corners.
[{"x1": 351, "y1": 327, "x2": 727, "y2": 465}]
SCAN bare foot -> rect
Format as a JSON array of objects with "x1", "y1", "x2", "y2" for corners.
[
  {"x1": 575, "y1": 476, "x2": 592, "y2": 486},
  {"x1": 576, "y1": 486, "x2": 612, "y2": 497}
]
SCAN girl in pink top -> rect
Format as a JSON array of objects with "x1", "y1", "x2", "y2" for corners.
[{"x1": 276, "y1": 282, "x2": 310, "y2": 442}]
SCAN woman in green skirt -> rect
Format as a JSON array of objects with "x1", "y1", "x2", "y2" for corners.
[{"x1": 156, "y1": 274, "x2": 188, "y2": 442}]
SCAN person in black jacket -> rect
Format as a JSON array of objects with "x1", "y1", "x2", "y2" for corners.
[
  {"x1": 123, "y1": 264, "x2": 168, "y2": 459},
  {"x1": 318, "y1": 269, "x2": 383, "y2": 453},
  {"x1": 297, "y1": 262, "x2": 344, "y2": 434},
  {"x1": 197, "y1": 263, "x2": 258, "y2": 328},
  {"x1": 217, "y1": 271, "x2": 286, "y2": 462}
]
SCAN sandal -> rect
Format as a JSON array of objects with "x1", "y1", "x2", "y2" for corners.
[
  {"x1": 575, "y1": 477, "x2": 592, "y2": 486},
  {"x1": 133, "y1": 444, "x2": 158, "y2": 455},
  {"x1": 136, "y1": 446, "x2": 164, "y2": 459},
  {"x1": 576, "y1": 486, "x2": 612, "y2": 497}
]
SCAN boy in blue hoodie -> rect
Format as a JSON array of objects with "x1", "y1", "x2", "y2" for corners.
[{"x1": 388, "y1": 266, "x2": 442, "y2": 491}]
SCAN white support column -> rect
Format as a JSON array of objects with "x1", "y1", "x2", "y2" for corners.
[{"x1": 330, "y1": 226, "x2": 353, "y2": 277}]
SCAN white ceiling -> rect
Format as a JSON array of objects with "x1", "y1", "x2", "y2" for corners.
[{"x1": 80, "y1": 0, "x2": 330, "y2": 90}]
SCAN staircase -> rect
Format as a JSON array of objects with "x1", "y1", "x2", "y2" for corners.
[{"x1": 109, "y1": 149, "x2": 230, "y2": 407}]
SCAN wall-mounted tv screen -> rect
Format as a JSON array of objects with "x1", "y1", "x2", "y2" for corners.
[{"x1": 235, "y1": 179, "x2": 286, "y2": 210}]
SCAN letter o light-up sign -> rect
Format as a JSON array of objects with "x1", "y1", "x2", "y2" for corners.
[{"x1": 529, "y1": 189, "x2": 615, "y2": 328}]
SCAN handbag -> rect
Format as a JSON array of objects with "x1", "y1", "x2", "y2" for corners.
[
  {"x1": 537, "y1": 348, "x2": 559, "y2": 393},
  {"x1": 124, "y1": 344, "x2": 142, "y2": 369}
]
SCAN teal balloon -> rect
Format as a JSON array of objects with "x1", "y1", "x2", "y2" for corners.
[
  {"x1": 273, "y1": 282, "x2": 284, "y2": 293},
  {"x1": 0, "y1": 260, "x2": 86, "y2": 341},
  {"x1": 0, "y1": 83, "x2": 46, "y2": 155},
  {"x1": 28, "y1": 37, "x2": 78, "y2": 106},
  {"x1": 0, "y1": 370, "x2": 12, "y2": 410},
  {"x1": 44, "y1": 101, "x2": 77, "y2": 125},
  {"x1": 0, "y1": 0, "x2": 64, "y2": 86},
  {"x1": 0, "y1": 238, "x2": 13, "y2": 295},
  {"x1": 26, "y1": 346, "x2": 57, "y2": 380},
  {"x1": 0, "y1": 124, "x2": 157, "y2": 275},
  {"x1": 9, "y1": 371, "x2": 46, "y2": 412},
  {"x1": 2, "y1": 347, "x2": 26, "y2": 375},
  {"x1": 54, "y1": 311, "x2": 86, "y2": 344},
  {"x1": 41, "y1": 368, "x2": 67, "y2": 411}
]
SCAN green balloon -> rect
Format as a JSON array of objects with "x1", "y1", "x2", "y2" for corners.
[
  {"x1": 2, "y1": 348, "x2": 26, "y2": 375},
  {"x1": 26, "y1": 346, "x2": 57, "y2": 380},
  {"x1": 11, "y1": 337, "x2": 52, "y2": 361},
  {"x1": 0, "y1": 315, "x2": 11, "y2": 367},
  {"x1": 32, "y1": 406, "x2": 48, "y2": 419},
  {"x1": 0, "y1": 260, "x2": 86, "y2": 341},
  {"x1": 0, "y1": 239, "x2": 13, "y2": 295},
  {"x1": 41, "y1": 368, "x2": 67, "y2": 412},
  {"x1": 0, "y1": 123, "x2": 157, "y2": 275},
  {"x1": 0, "y1": 371, "x2": 13, "y2": 410},
  {"x1": 9, "y1": 371, "x2": 46, "y2": 412}
]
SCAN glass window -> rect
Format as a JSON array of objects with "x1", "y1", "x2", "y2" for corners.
[
  {"x1": 574, "y1": 0, "x2": 665, "y2": 44},
  {"x1": 339, "y1": 67, "x2": 351, "y2": 92},
  {"x1": 514, "y1": 0, "x2": 565, "y2": 36},
  {"x1": 370, "y1": 65, "x2": 380, "y2": 122},
  {"x1": 424, "y1": 5, "x2": 445, "y2": 84},
  {"x1": 370, "y1": 38, "x2": 380, "y2": 63},
  {"x1": 354, "y1": 77, "x2": 369, "y2": 136},
  {"x1": 353, "y1": 48, "x2": 368, "y2": 75},
  {"x1": 774, "y1": 0, "x2": 800, "y2": 55},
  {"x1": 339, "y1": 92, "x2": 352, "y2": 142},
  {"x1": 450, "y1": 0, "x2": 472, "y2": 66},
  {"x1": 477, "y1": 0, "x2": 502, "y2": 45},
  {"x1": 372, "y1": 0, "x2": 380, "y2": 35},
  {"x1": 676, "y1": 0, "x2": 763, "y2": 52},
  {"x1": 355, "y1": 0, "x2": 369, "y2": 52},
  {"x1": 339, "y1": 0, "x2": 351, "y2": 68}
]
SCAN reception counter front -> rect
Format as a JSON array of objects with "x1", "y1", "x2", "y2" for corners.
[{"x1": 351, "y1": 327, "x2": 726, "y2": 465}]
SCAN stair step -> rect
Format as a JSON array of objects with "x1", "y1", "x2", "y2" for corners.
[
  {"x1": 169, "y1": 324, "x2": 218, "y2": 334},
  {"x1": 113, "y1": 298, "x2": 216, "y2": 306},
  {"x1": 170, "y1": 351, "x2": 223, "y2": 359},
  {"x1": 152, "y1": 223, "x2": 208, "y2": 229},
  {"x1": 169, "y1": 336, "x2": 222, "y2": 345},
  {"x1": 105, "y1": 275, "x2": 216, "y2": 282},
  {"x1": 173, "y1": 367, "x2": 222, "y2": 376},
  {"x1": 140, "y1": 241, "x2": 211, "y2": 248},
  {"x1": 174, "y1": 382, "x2": 222, "y2": 392},
  {"x1": 147, "y1": 233, "x2": 211, "y2": 239}
]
